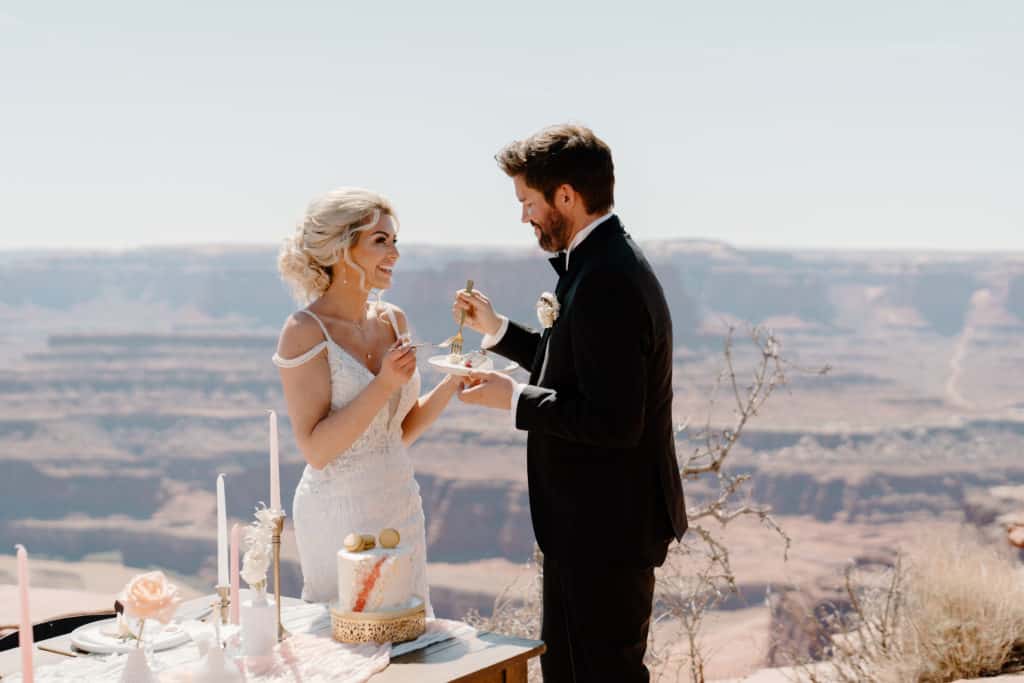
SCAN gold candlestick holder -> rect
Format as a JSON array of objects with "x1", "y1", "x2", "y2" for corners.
[
  {"x1": 271, "y1": 510, "x2": 290, "y2": 641},
  {"x1": 215, "y1": 584, "x2": 230, "y2": 625}
]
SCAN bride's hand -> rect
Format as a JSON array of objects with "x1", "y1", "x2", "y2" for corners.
[
  {"x1": 452, "y1": 289, "x2": 502, "y2": 336},
  {"x1": 377, "y1": 342, "x2": 417, "y2": 392}
]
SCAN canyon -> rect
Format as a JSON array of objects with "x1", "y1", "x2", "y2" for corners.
[{"x1": 3, "y1": 241, "x2": 1024, "y2": 677}]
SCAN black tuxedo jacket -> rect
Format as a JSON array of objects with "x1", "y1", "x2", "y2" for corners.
[{"x1": 492, "y1": 216, "x2": 687, "y2": 568}]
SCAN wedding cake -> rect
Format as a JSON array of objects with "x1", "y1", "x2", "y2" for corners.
[
  {"x1": 336, "y1": 534, "x2": 415, "y2": 613},
  {"x1": 331, "y1": 529, "x2": 425, "y2": 644}
]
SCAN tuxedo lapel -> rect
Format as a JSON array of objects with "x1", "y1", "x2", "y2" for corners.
[
  {"x1": 563, "y1": 216, "x2": 621, "y2": 284},
  {"x1": 556, "y1": 216, "x2": 623, "y2": 300},
  {"x1": 548, "y1": 254, "x2": 567, "y2": 278},
  {"x1": 531, "y1": 327, "x2": 552, "y2": 384},
  {"x1": 532, "y1": 217, "x2": 625, "y2": 385},
  {"x1": 534, "y1": 255, "x2": 564, "y2": 384}
]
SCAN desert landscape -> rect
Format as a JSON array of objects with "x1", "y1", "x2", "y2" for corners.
[{"x1": 3, "y1": 241, "x2": 1024, "y2": 678}]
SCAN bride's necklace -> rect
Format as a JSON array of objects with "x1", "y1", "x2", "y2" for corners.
[{"x1": 334, "y1": 302, "x2": 377, "y2": 361}]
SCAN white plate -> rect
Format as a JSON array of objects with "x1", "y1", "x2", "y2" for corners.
[
  {"x1": 70, "y1": 618, "x2": 191, "y2": 654},
  {"x1": 425, "y1": 356, "x2": 520, "y2": 376},
  {"x1": 427, "y1": 354, "x2": 493, "y2": 376}
]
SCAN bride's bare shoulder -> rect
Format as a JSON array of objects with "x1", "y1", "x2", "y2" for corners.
[{"x1": 277, "y1": 311, "x2": 328, "y2": 358}]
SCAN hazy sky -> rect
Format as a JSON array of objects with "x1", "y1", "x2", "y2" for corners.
[{"x1": 1, "y1": 1, "x2": 1022, "y2": 251}]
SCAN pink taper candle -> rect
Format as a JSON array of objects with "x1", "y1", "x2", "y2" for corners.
[
  {"x1": 229, "y1": 523, "x2": 241, "y2": 624},
  {"x1": 16, "y1": 544, "x2": 34, "y2": 683},
  {"x1": 269, "y1": 410, "x2": 281, "y2": 511}
]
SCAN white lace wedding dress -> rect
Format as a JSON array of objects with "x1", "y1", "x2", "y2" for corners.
[{"x1": 272, "y1": 307, "x2": 432, "y2": 616}]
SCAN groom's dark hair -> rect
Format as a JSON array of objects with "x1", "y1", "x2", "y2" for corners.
[{"x1": 496, "y1": 123, "x2": 614, "y2": 214}]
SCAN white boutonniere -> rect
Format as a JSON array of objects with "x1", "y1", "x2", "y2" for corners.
[{"x1": 536, "y1": 292, "x2": 560, "y2": 329}]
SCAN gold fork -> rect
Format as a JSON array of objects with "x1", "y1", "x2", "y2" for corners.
[{"x1": 451, "y1": 279, "x2": 474, "y2": 355}]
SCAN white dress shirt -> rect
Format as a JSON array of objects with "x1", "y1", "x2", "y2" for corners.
[{"x1": 481, "y1": 212, "x2": 614, "y2": 427}]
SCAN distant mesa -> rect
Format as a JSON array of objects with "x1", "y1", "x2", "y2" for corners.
[{"x1": 4, "y1": 241, "x2": 1019, "y2": 342}]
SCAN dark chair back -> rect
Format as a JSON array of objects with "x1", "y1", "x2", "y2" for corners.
[{"x1": 0, "y1": 611, "x2": 115, "y2": 652}]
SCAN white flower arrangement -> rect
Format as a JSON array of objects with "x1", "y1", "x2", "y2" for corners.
[
  {"x1": 240, "y1": 504, "x2": 275, "y2": 593},
  {"x1": 536, "y1": 292, "x2": 560, "y2": 329}
]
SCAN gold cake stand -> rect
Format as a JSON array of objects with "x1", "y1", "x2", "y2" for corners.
[{"x1": 330, "y1": 596, "x2": 426, "y2": 644}]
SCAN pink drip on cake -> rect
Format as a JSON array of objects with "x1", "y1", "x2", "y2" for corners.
[{"x1": 353, "y1": 556, "x2": 388, "y2": 612}]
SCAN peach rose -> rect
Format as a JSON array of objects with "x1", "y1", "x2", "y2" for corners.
[{"x1": 118, "y1": 571, "x2": 181, "y2": 624}]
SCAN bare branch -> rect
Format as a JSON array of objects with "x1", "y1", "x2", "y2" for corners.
[{"x1": 652, "y1": 325, "x2": 828, "y2": 682}]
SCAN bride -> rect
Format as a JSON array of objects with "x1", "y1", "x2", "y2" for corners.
[{"x1": 272, "y1": 187, "x2": 457, "y2": 613}]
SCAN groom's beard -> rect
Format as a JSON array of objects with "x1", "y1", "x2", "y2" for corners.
[{"x1": 532, "y1": 208, "x2": 571, "y2": 253}]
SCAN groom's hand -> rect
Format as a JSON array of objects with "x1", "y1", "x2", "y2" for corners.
[
  {"x1": 452, "y1": 289, "x2": 503, "y2": 337},
  {"x1": 457, "y1": 370, "x2": 514, "y2": 410}
]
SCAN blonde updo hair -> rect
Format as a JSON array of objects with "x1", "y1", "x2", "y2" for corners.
[{"x1": 278, "y1": 187, "x2": 397, "y2": 304}]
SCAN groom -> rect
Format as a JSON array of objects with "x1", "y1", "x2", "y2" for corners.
[{"x1": 454, "y1": 123, "x2": 687, "y2": 682}]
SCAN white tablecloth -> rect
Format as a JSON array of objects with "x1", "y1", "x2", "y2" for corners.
[{"x1": 9, "y1": 603, "x2": 475, "y2": 682}]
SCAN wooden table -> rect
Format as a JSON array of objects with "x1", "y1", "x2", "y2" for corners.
[
  {"x1": 0, "y1": 595, "x2": 544, "y2": 683},
  {"x1": 378, "y1": 631, "x2": 543, "y2": 682}
]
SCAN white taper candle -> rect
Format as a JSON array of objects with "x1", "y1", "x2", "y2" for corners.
[{"x1": 216, "y1": 473, "x2": 228, "y2": 587}]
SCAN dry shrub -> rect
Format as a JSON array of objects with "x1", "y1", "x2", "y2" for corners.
[
  {"x1": 881, "y1": 534, "x2": 1024, "y2": 682},
  {"x1": 796, "y1": 532, "x2": 1024, "y2": 683},
  {"x1": 464, "y1": 546, "x2": 544, "y2": 682}
]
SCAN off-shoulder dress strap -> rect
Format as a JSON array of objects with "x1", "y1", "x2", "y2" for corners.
[
  {"x1": 297, "y1": 309, "x2": 333, "y2": 339},
  {"x1": 382, "y1": 304, "x2": 409, "y2": 342},
  {"x1": 271, "y1": 310, "x2": 332, "y2": 368}
]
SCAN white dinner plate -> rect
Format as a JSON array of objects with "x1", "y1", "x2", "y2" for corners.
[
  {"x1": 70, "y1": 618, "x2": 191, "y2": 654},
  {"x1": 427, "y1": 353, "x2": 492, "y2": 376},
  {"x1": 427, "y1": 355, "x2": 519, "y2": 377}
]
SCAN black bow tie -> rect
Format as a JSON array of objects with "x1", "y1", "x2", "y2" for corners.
[{"x1": 548, "y1": 253, "x2": 567, "y2": 277}]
